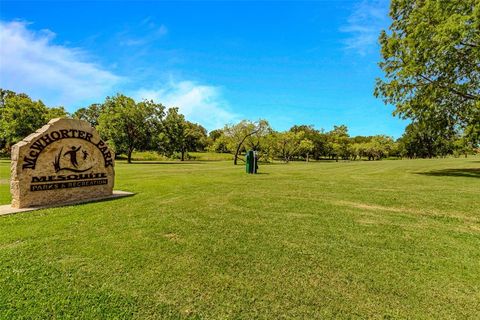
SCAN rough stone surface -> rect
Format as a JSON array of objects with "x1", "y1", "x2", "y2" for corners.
[{"x1": 10, "y1": 118, "x2": 115, "y2": 208}]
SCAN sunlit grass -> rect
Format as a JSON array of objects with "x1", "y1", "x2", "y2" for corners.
[{"x1": 0, "y1": 157, "x2": 479, "y2": 318}]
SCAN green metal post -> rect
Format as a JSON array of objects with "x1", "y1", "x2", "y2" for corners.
[{"x1": 246, "y1": 151, "x2": 251, "y2": 173}]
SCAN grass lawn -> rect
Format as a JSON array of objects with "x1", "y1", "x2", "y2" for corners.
[{"x1": 0, "y1": 157, "x2": 479, "y2": 319}]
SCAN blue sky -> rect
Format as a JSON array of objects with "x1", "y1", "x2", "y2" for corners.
[{"x1": 0, "y1": 0, "x2": 408, "y2": 137}]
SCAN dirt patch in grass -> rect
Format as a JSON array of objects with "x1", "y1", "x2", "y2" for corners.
[
  {"x1": 335, "y1": 200, "x2": 480, "y2": 228},
  {"x1": 0, "y1": 240, "x2": 24, "y2": 250},
  {"x1": 336, "y1": 200, "x2": 406, "y2": 213},
  {"x1": 163, "y1": 233, "x2": 180, "y2": 241}
]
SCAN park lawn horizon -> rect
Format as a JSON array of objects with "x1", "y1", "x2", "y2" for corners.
[{"x1": 0, "y1": 157, "x2": 479, "y2": 318}]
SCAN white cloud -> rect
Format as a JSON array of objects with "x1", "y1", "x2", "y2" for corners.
[
  {"x1": 0, "y1": 20, "x2": 236, "y2": 129},
  {"x1": 134, "y1": 80, "x2": 238, "y2": 130},
  {"x1": 341, "y1": 0, "x2": 389, "y2": 55},
  {"x1": 0, "y1": 20, "x2": 121, "y2": 107}
]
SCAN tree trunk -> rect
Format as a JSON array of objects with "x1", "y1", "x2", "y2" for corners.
[
  {"x1": 127, "y1": 148, "x2": 133, "y2": 164},
  {"x1": 181, "y1": 150, "x2": 185, "y2": 161},
  {"x1": 234, "y1": 143, "x2": 242, "y2": 165},
  {"x1": 233, "y1": 128, "x2": 262, "y2": 165}
]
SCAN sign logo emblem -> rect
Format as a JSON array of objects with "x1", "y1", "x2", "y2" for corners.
[{"x1": 53, "y1": 146, "x2": 93, "y2": 173}]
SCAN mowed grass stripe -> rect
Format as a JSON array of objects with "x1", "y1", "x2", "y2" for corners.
[{"x1": 0, "y1": 157, "x2": 479, "y2": 319}]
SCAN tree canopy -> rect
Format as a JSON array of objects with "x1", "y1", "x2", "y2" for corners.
[
  {"x1": 97, "y1": 94, "x2": 165, "y2": 163},
  {"x1": 223, "y1": 120, "x2": 270, "y2": 165},
  {"x1": 0, "y1": 89, "x2": 67, "y2": 152},
  {"x1": 158, "y1": 107, "x2": 208, "y2": 161},
  {"x1": 375, "y1": 0, "x2": 480, "y2": 143},
  {"x1": 72, "y1": 103, "x2": 103, "y2": 127}
]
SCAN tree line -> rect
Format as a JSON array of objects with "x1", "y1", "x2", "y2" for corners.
[
  {"x1": 1, "y1": 89, "x2": 477, "y2": 164},
  {"x1": 1, "y1": 0, "x2": 479, "y2": 163}
]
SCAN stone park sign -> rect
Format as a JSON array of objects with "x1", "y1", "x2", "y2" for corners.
[{"x1": 10, "y1": 118, "x2": 116, "y2": 209}]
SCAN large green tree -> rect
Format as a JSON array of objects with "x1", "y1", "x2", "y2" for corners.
[
  {"x1": 290, "y1": 125, "x2": 329, "y2": 160},
  {"x1": 398, "y1": 120, "x2": 455, "y2": 158},
  {"x1": 0, "y1": 89, "x2": 67, "y2": 153},
  {"x1": 223, "y1": 120, "x2": 270, "y2": 165},
  {"x1": 72, "y1": 103, "x2": 103, "y2": 127},
  {"x1": 375, "y1": 0, "x2": 480, "y2": 143},
  {"x1": 363, "y1": 135, "x2": 396, "y2": 160},
  {"x1": 158, "y1": 108, "x2": 208, "y2": 161},
  {"x1": 97, "y1": 94, "x2": 164, "y2": 163},
  {"x1": 272, "y1": 131, "x2": 313, "y2": 163},
  {"x1": 206, "y1": 129, "x2": 229, "y2": 153},
  {"x1": 327, "y1": 125, "x2": 352, "y2": 161}
]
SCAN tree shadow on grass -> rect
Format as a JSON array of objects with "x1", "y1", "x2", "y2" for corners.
[{"x1": 417, "y1": 168, "x2": 480, "y2": 178}]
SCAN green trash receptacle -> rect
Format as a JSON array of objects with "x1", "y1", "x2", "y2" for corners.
[{"x1": 245, "y1": 150, "x2": 258, "y2": 174}]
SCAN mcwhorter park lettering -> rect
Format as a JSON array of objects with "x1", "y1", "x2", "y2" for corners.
[{"x1": 22, "y1": 129, "x2": 114, "y2": 170}]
